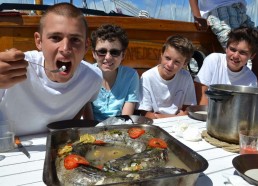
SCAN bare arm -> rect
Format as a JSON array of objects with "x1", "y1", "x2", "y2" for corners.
[
  {"x1": 0, "y1": 48, "x2": 28, "y2": 89},
  {"x1": 189, "y1": 0, "x2": 201, "y2": 18},
  {"x1": 122, "y1": 102, "x2": 136, "y2": 115},
  {"x1": 154, "y1": 105, "x2": 189, "y2": 119},
  {"x1": 140, "y1": 110, "x2": 178, "y2": 119},
  {"x1": 189, "y1": 0, "x2": 208, "y2": 31},
  {"x1": 194, "y1": 81, "x2": 209, "y2": 105}
]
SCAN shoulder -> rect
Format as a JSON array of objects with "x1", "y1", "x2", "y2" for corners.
[
  {"x1": 178, "y1": 68, "x2": 192, "y2": 78},
  {"x1": 206, "y1": 53, "x2": 225, "y2": 61},
  {"x1": 179, "y1": 68, "x2": 191, "y2": 75},
  {"x1": 119, "y1": 66, "x2": 138, "y2": 76},
  {"x1": 141, "y1": 66, "x2": 158, "y2": 78},
  {"x1": 203, "y1": 53, "x2": 226, "y2": 67},
  {"x1": 80, "y1": 61, "x2": 102, "y2": 80},
  {"x1": 243, "y1": 66, "x2": 257, "y2": 80}
]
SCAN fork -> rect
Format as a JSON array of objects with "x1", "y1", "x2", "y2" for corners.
[{"x1": 28, "y1": 62, "x2": 66, "y2": 73}]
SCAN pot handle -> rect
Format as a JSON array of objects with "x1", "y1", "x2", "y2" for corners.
[{"x1": 205, "y1": 90, "x2": 233, "y2": 102}]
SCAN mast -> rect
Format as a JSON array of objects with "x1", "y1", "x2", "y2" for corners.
[
  {"x1": 111, "y1": 0, "x2": 139, "y2": 16},
  {"x1": 111, "y1": 0, "x2": 149, "y2": 18}
]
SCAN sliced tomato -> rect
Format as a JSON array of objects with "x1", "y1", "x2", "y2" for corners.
[
  {"x1": 94, "y1": 140, "x2": 106, "y2": 145},
  {"x1": 64, "y1": 154, "x2": 89, "y2": 170},
  {"x1": 148, "y1": 138, "x2": 168, "y2": 149},
  {"x1": 128, "y1": 127, "x2": 145, "y2": 139},
  {"x1": 96, "y1": 164, "x2": 104, "y2": 170}
]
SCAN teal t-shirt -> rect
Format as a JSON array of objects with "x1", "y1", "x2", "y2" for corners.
[{"x1": 92, "y1": 65, "x2": 139, "y2": 121}]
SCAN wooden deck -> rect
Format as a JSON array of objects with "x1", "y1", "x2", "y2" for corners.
[{"x1": 0, "y1": 14, "x2": 223, "y2": 75}]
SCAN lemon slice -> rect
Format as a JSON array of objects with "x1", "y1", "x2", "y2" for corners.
[
  {"x1": 80, "y1": 133, "x2": 96, "y2": 143},
  {"x1": 58, "y1": 145, "x2": 72, "y2": 156}
]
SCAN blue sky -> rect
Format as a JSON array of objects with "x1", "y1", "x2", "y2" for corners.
[{"x1": 0, "y1": 0, "x2": 257, "y2": 25}]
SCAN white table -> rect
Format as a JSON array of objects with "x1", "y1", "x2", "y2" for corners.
[{"x1": 0, "y1": 116, "x2": 243, "y2": 186}]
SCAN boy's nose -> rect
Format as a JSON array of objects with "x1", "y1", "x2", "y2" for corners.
[
  {"x1": 60, "y1": 39, "x2": 72, "y2": 54},
  {"x1": 104, "y1": 52, "x2": 113, "y2": 59},
  {"x1": 167, "y1": 61, "x2": 174, "y2": 68}
]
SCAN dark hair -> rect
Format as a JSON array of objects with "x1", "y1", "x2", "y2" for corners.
[
  {"x1": 162, "y1": 35, "x2": 194, "y2": 63},
  {"x1": 227, "y1": 27, "x2": 258, "y2": 55},
  {"x1": 39, "y1": 3, "x2": 88, "y2": 37},
  {"x1": 90, "y1": 24, "x2": 129, "y2": 51}
]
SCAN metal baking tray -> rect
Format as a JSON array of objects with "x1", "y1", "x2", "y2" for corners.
[{"x1": 43, "y1": 124, "x2": 208, "y2": 186}]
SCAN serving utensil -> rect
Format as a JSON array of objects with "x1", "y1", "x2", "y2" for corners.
[
  {"x1": 29, "y1": 62, "x2": 66, "y2": 73},
  {"x1": 15, "y1": 136, "x2": 30, "y2": 159}
]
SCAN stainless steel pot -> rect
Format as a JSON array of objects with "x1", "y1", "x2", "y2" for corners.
[{"x1": 205, "y1": 84, "x2": 258, "y2": 144}]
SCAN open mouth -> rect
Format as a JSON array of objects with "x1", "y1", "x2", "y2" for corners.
[
  {"x1": 103, "y1": 61, "x2": 114, "y2": 66},
  {"x1": 57, "y1": 61, "x2": 71, "y2": 73}
]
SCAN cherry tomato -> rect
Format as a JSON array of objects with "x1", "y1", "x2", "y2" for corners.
[
  {"x1": 128, "y1": 127, "x2": 145, "y2": 139},
  {"x1": 64, "y1": 154, "x2": 89, "y2": 170},
  {"x1": 96, "y1": 164, "x2": 104, "y2": 170},
  {"x1": 94, "y1": 140, "x2": 106, "y2": 145},
  {"x1": 148, "y1": 138, "x2": 168, "y2": 149}
]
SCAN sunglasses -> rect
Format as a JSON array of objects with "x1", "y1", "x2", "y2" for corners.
[{"x1": 94, "y1": 48, "x2": 123, "y2": 57}]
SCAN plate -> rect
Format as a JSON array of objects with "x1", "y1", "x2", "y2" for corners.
[
  {"x1": 232, "y1": 154, "x2": 258, "y2": 185},
  {"x1": 47, "y1": 119, "x2": 99, "y2": 132},
  {"x1": 186, "y1": 105, "x2": 207, "y2": 121}
]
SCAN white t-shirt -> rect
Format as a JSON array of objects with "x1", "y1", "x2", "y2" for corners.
[
  {"x1": 138, "y1": 66, "x2": 197, "y2": 114},
  {"x1": 194, "y1": 53, "x2": 257, "y2": 87},
  {"x1": 198, "y1": 0, "x2": 246, "y2": 18},
  {"x1": 0, "y1": 50, "x2": 103, "y2": 136}
]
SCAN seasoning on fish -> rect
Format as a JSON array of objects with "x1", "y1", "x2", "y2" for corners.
[
  {"x1": 94, "y1": 140, "x2": 106, "y2": 145},
  {"x1": 80, "y1": 133, "x2": 96, "y2": 143},
  {"x1": 128, "y1": 127, "x2": 145, "y2": 139},
  {"x1": 103, "y1": 148, "x2": 168, "y2": 171},
  {"x1": 148, "y1": 138, "x2": 168, "y2": 149},
  {"x1": 57, "y1": 144, "x2": 72, "y2": 156},
  {"x1": 64, "y1": 154, "x2": 89, "y2": 170}
]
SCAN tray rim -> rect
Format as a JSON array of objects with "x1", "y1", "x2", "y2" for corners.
[{"x1": 43, "y1": 124, "x2": 209, "y2": 185}]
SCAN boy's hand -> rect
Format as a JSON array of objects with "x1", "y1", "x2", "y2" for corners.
[
  {"x1": 194, "y1": 16, "x2": 209, "y2": 31},
  {"x1": 0, "y1": 48, "x2": 28, "y2": 89}
]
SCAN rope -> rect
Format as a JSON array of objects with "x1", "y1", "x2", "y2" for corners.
[{"x1": 201, "y1": 130, "x2": 240, "y2": 153}]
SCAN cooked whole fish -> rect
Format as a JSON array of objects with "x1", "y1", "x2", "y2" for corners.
[
  {"x1": 55, "y1": 128, "x2": 188, "y2": 186},
  {"x1": 103, "y1": 148, "x2": 168, "y2": 172},
  {"x1": 56, "y1": 157, "x2": 186, "y2": 186}
]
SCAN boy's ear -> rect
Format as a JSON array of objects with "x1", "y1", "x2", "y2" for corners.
[
  {"x1": 121, "y1": 50, "x2": 126, "y2": 60},
  {"x1": 34, "y1": 32, "x2": 42, "y2": 50},
  {"x1": 250, "y1": 53, "x2": 256, "y2": 60},
  {"x1": 92, "y1": 50, "x2": 97, "y2": 59}
]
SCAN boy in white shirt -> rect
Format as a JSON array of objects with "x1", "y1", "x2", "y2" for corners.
[
  {"x1": 0, "y1": 3, "x2": 102, "y2": 135},
  {"x1": 138, "y1": 35, "x2": 196, "y2": 119},
  {"x1": 189, "y1": 0, "x2": 258, "y2": 78},
  {"x1": 194, "y1": 27, "x2": 258, "y2": 105}
]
